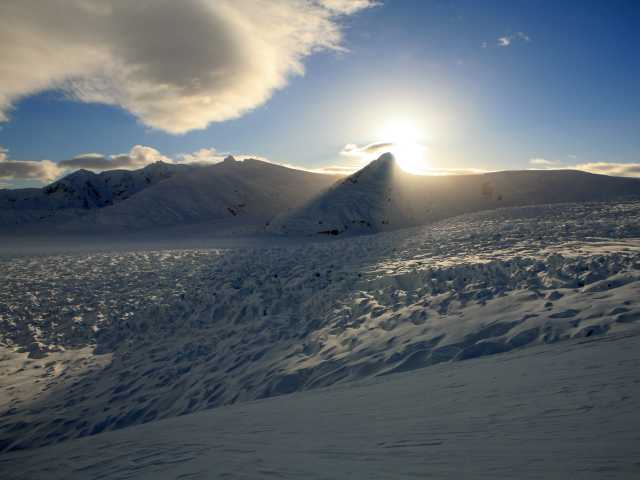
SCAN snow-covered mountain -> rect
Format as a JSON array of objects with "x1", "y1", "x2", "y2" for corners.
[
  {"x1": 0, "y1": 157, "x2": 341, "y2": 232},
  {"x1": 2, "y1": 152, "x2": 640, "y2": 237},
  {"x1": 271, "y1": 152, "x2": 640, "y2": 235},
  {"x1": 0, "y1": 161, "x2": 187, "y2": 226}
]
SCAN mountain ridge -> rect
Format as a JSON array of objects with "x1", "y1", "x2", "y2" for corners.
[
  {"x1": 0, "y1": 158, "x2": 342, "y2": 233},
  {"x1": 2, "y1": 153, "x2": 640, "y2": 236},
  {"x1": 270, "y1": 153, "x2": 640, "y2": 236}
]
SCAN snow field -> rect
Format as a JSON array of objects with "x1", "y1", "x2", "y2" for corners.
[{"x1": 1, "y1": 200, "x2": 639, "y2": 454}]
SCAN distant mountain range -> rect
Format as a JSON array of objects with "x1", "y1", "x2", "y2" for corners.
[
  {"x1": 0, "y1": 156, "x2": 340, "y2": 234},
  {"x1": 1, "y1": 153, "x2": 640, "y2": 236},
  {"x1": 271, "y1": 153, "x2": 640, "y2": 235}
]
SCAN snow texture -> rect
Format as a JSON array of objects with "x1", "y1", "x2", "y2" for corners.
[
  {"x1": 1, "y1": 331, "x2": 639, "y2": 479},
  {"x1": 1, "y1": 200, "x2": 640, "y2": 464}
]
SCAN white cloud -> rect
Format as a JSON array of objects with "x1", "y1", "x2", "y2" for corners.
[
  {"x1": 570, "y1": 162, "x2": 640, "y2": 178},
  {"x1": 319, "y1": 0, "x2": 379, "y2": 14},
  {"x1": 176, "y1": 148, "x2": 223, "y2": 164},
  {"x1": 58, "y1": 145, "x2": 171, "y2": 171},
  {"x1": 176, "y1": 147, "x2": 272, "y2": 165},
  {"x1": 529, "y1": 158, "x2": 557, "y2": 166},
  {"x1": 529, "y1": 157, "x2": 640, "y2": 178},
  {"x1": 498, "y1": 32, "x2": 530, "y2": 47},
  {"x1": 0, "y1": 0, "x2": 375, "y2": 134},
  {"x1": 0, "y1": 146, "x2": 63, "y2": 182}
]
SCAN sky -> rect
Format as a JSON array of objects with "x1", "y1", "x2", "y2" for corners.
[{"x1": 1, "y1": 0, "x2": 639, "y2": 187}]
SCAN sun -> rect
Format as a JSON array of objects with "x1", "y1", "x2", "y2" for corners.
[{"x1": 376, "y1": 119, "x2": 429, "y2": 174}]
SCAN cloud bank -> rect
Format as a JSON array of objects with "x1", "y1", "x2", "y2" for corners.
[
  {"x1": 0, "y1": 145, "x2": 283, "y2": 184},
  {"x1": 0, "y1": 147, "x2": 62, "y2": 183},
  {"x1": 58, "y1": 146, "x2": 171, "y2": 171},
  {"x1": 0, "y1": 0, "x2": 374, "y2": 134},
  {"x1": 529, "y1": 157, "x2": 640, "y2": 178},
  {"x1": 571, "y1": 162, "x2": 640, "y2": 177}
]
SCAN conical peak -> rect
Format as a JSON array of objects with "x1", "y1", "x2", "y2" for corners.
[
  {"x1": 376, "y1": 152, "x2": 395, "y2": 164},
  {"x1": 362, "y1": 152, "x2": 396, "y2": 173},
  {"x1": 222, "y1": 155, "x2": 236, "y2": 164},
  {"x1": 343, "y1": 151, "x2": 397, "y2": 186}
]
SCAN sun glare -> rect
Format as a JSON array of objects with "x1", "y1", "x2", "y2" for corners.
[{"x1": 377, "y1": 119, "x2": 429, "y2": 174}]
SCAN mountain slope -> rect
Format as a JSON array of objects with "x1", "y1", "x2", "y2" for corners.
[
  {"x1": 0, "y1": 158, "x2": 341, "y2": 233},
  {"x1": 271, "y1": 153, "x2": 640, "y2": 236},
  {"x1": 75, "y1": 157, "x2": 341, "y2": 231},
  {"x1": 0, "y1": 162, "x2": 187, "y2": 227}
]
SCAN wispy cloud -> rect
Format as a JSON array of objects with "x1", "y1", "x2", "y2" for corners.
[
  {"x1": 0, "y1": 0, "x2": 375, "y2": 134},
  {"x1": 340, "y1": 142, "x2": 395, "y2": 158},
  {"x1": 497, "y1": 32, "x2": 531, "y2": 47},
  {"x1": 529, "y1": 158, "x2": 558, "y2": 166}
]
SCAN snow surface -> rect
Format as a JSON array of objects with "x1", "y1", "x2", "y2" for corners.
[
  {"x1": 1, "y1": 200, "x2": 640, "y2": 466},
  {"x1": 1, "y1": 331, "x2": 639, "y2": 479}
]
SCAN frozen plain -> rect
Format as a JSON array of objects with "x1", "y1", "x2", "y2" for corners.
[{"x1": 1, "y1": 200, "x2": 640, "y2": 478}]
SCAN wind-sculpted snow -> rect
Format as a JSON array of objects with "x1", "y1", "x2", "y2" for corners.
[
  {"x1": 1, "y1": 201, "x2": 640, "y2": 453},
  {"x1": 3, "y1": 333, "x2": 639, "y2": 479}
]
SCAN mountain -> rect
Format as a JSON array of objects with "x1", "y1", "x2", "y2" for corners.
[
  {"x1": 270, "y1": 152, "x2": 640, "y2": 236},
  {"x1": 0, "y1": 158, "x2": 341, "y2": 233},
  {"x1": 0, "y1": 161, "x2": 187, "y2": 227},
  {"x1": 3, "y1": 152, "x2": 640, "y2": 237}
]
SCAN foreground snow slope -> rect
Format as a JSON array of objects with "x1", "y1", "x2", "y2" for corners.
[
  {"x1": 1, "y1": 200, "x2": 639, "y2": 454},
  {"x1": 2, "y1": 331, "x2": 639, "y2": 479}
]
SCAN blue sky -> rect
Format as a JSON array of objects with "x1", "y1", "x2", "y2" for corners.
[{"x1": 1, "y1": 0, "x2": 639, "y2": 187}]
